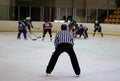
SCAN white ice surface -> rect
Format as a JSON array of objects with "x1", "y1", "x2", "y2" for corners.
[{"x1": 0, "y1": 32, "x2": 120, "y2": 81}]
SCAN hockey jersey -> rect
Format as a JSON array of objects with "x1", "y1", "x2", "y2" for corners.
[
  {"x1": 43, "y1": 22, "x2": 52, "y2": 30},
  {"x1": 18, "y1": 20, "x2": 27, "y2": 30}
]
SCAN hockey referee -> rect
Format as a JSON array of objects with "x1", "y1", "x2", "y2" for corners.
[{"x1": 46, "y1": 24, "x2": 80, "y2": 76}]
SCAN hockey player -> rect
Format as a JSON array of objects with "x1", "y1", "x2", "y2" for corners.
[
  {"x1": 68, "y1": 19, "x2": 76, "y2": 32},
  {"x1": 75, "y1": 24, "x2": 87, "y2": 39},
  {"x1": 17, "y1": 18, "x2": 28, "y2": 39},
  {"x1": 46, "y1": 24, "x2": 80, "y2": 76},
  {"x1": 68, "y1": 19, "x2": 77, "y2": 36},
  {"x1": 72, "y1": 24, "x2": 79, "y2": 37},
  {"x1": 42, "y1": 19, "x2": 53, "y2": 41},
  {"x1": 93, "y1": 20, "x2": 103, "y2": 37},
  {"x1": 25, "y1": 17, "x2": 33, "y2": 34}
]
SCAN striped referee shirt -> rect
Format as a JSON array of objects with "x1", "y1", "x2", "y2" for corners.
[{"x1": 54, "y1": 30, "x2": 74, "y2": 47}]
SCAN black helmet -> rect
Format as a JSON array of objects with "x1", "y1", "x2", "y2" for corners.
[
  {"x1": 45, "y1": 19, "x2": 49, "y2": 22},
  {"x1": 61, "y1": 24, "x2": 67, "y2": 30}
]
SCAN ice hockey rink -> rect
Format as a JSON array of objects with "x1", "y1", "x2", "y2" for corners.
[{"x1": 0, "y1": 32, "x2": 120, "y2": 81}]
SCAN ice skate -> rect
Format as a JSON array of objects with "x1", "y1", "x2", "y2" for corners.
[
  {"x1": 75, "y1": 74, "x2": 80, "y2": 77},
  {"x1": 42, "y1": 37, "x2": 44, "y2": 41},
  {"x1": 50, "y1": 37, "x2": 52, "y2": 41}
]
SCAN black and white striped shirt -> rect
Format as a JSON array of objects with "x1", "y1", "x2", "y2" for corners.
[{"x1": 54, "y1": 30, "x2": 74, "y2": 47}]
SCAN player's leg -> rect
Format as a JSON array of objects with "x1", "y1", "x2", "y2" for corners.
[
  {"x1": 23, "y1": 30, "x2": 27, "y2": 39},
  {"x1": 93, "y1": 28, "x2": 97, "y2": 37},
  {"x1": 17, "y1": 30, "x2": 22, "y2": 39},
  {"x1": 42, "y1": 29, "x2": 47, "y2": 41},
  {"x1": 98, "y1": 27, "x2": 103, "y2": 37},
  {"x1": 66, "y1": 45, "x2": 80, "y2": 75},
  {"x1": 48, "y1": 29, "x2": 52, "y2": 41},
  {"x1": 85, "y1": 31, "x2": 88, "y2": 38},
  {"x1": 46, "y1": 46, "x2": 63, "y2": 74}
]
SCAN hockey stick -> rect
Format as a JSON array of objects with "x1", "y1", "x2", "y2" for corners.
[
  {"x1": 27, "y1": 31, "x2": 41, "y2": 41},
  {"x1": 30, "y1": 31, "x2": 36, "y2": 36},
  {"x1": 27, "y1": 33, "x2": 37, "y2": 41},
  {"x1": 31, "y1": 31, "x2": 41, "y2": 39},
  {"x1": 31, "y1": 27, "x2": 41, "y2": 38}
]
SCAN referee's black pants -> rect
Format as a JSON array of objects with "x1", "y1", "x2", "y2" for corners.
[{"x1": 46, "y1": 43, "x2": 80, "y2": 75}]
